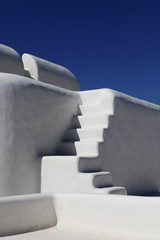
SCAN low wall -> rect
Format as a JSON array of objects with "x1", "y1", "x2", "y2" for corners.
[
  {"x1": 0, "y1": 193, "x2": 160, "y2": 239},
  {"x1": 99, "y1": 90, "x2": 160, "y2": 195},
  {"x1": 0, "y1": 73, "x2": 80, "y2": 197},
  {"x1": 53, "y1": 193, "x2": 160, "y2": 240},
  {"x1": 0, "y1": 193, "x2": 56, "y2": 237},
  {"x1": 79, "y1": 89, "x2": 160, "y2": 195}
]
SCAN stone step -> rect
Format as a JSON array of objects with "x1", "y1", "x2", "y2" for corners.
[
  {"x1": 56, "y1": 141, "x2": 100, "y2": 156},
  {"x1": 93, "y1": 171, "x2": 113, "y2": 188},
  {"x1": 79, "y1": 90, "x2": 104, "y2": 104},
  {"x1": 41, "y1": 156, "x2": 118, "y2": 193},
  {"x1": 63, "y1": 127, "x2": 104, "y2": 142},
  {"x1": 78, "y1": 104, "x2": 112, "y2": 116},
  {"x1": 71, "y1": 114, "x2": 109, "y2": 129},
  {"x1": 78, "y1": 156, "x2": 102, "y2": 172},
  {"x1": 93, "y1": 186, "x2": 127, "y2": 195}
]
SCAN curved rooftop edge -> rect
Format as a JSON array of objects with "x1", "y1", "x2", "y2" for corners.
[
  {"x1": 22, "y1": 53, "x2": 80, "y2": 91},
  {"x1": 0, "y1": 72, "x2": 79, "y2": 97},
  {"x1": 0, "y1": 44, "x2": 24, "y2": 76}
]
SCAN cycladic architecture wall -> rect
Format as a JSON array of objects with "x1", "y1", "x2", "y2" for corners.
[
  {"x1": 0, "y1": 44, "x2": 160, "y2": 239},
  {"x1": 0, "y1": 73, "x2": 80, "y2": 196},
  {"x1": 22, "y1": 54, "x2": 80, "y2": 91},
  {"x1": 0, "y1": 44, "x2": 24, "y2": 76},
  {"x1": 101, "y1": 95, "x2": 160, "y2": 195}
]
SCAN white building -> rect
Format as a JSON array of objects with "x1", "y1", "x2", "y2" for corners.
[{"x1": 0, "y1": 44, "x2": 159, "y2": 240}]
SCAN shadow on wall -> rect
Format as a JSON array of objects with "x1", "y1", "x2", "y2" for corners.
[
  {"x1": 0, "y1": 74, "x2": 80, "y2": 197},
  {"x1": 99, "y1": 97, "x2": 160, "y2": 196}
]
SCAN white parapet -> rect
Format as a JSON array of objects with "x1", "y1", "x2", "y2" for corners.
[
  {"x1": 0, "y1": 193, "x2": 57, "y2": 237},
  {"x1": 1, "y1": 192, "x2": 160, "y2": 239},
  {"x1": 0, "y1": 44, "x2": 24, "y2": 76},
  {"x1": 22, "y1": 53, "x2": 80, "y2": 91}
]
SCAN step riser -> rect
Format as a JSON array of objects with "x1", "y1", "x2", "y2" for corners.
[
  {"x1": 107, "y1": 187, "x2": 127, "y2": 195},
  {"x1": 42, "y1": 157, "x2": 114, "y2": 193},
  {"x1": 78, "y1": 105, "x2": 112, "y2": 116},
  {"x1": 63, "y1": 129, "x2": 104, "y2": 142},
  {"x1": 79, "y1": 90, "x2": 114, "y2": 107},
  {"x1": 57, "y1": 142, "x2": 100, "y2": 156},
  {"x1": 56, "y1": 144, "x2": 76, "y2": 155},
  {"x1": 79, "y1": 91, "x2": 104, "y2": 104},
  {"x1": 93, "y1": 186, "x2": 127, "y2": 195},
  {"x1": 71, "y1": 116, "x2": 109, "y2": 129},
  {"x1": 78, "y1": 157, "x2": 101, "y2": 172},
  {"x1": 93, "y1": 173, "x2": 113, "y2": 188}
]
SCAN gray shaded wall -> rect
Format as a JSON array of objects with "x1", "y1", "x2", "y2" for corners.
[
  {"x1": 0, "y1": 73, "x2": 80, "y2": 197},
  {"x1": 100, "y1": 94, "x2": 160, "y2": 195},
  {"x1": 0, "y1": 44, "x2": 24, "y2": 76},
  {"x1": 79, "y1": 89, "x2": 160, "y2": 195}
]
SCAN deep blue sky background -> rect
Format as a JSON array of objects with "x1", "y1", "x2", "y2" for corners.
[{"x1": 1, "y1": 0, "x2": 160, "y2": 104}]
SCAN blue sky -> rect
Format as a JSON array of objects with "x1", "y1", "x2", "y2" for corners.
[{"x1": 1, "y1": 0, "x2": 160, "y2": 104}]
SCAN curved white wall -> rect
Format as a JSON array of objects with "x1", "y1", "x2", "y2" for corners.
[
  {"x1": 0, "y1": 73, "x2": 80, "y2": 197},
  {"x1": 0, "y1": 44, "x2": 24, "y2": 76}
]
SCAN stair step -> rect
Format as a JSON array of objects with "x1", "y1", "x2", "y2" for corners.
[
  {"x1": 79, "y1": 90, "x2": 104, "y2": 104},
  {"x1": 71, "y1": 114, "x2": 109, "y2": 129},
  {"x1": 56, "y1": 141, "x2": 100, "y2": 156},
  {"x1": 42, "y1": 156, "x2": 126, "y2": 195},
  {"x1": 93, "y1": 186, "x2": 127, "y2": 195},
  {"x1": 63, "y1": 128, "x2": 104, "y2": 142},
  {"x1": 42, "y1": 155, "x2": 101, "y2": 173},
  {"x1": 78, "y1": 156, "x2": 102, "y2": 172},
  {"x1": 93, "y1": 172, "x2": 112, "y2": 188},
  {"x1": 41, "y1": 156, "x2": 105, "y2": 193},
  {"x1": 78, "y1": 104, "x2": 112, "y2": 115}
]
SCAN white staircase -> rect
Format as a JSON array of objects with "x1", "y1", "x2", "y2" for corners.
[{"x1": 41, "y1": 90, "x2": 127, "y2": 195}]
